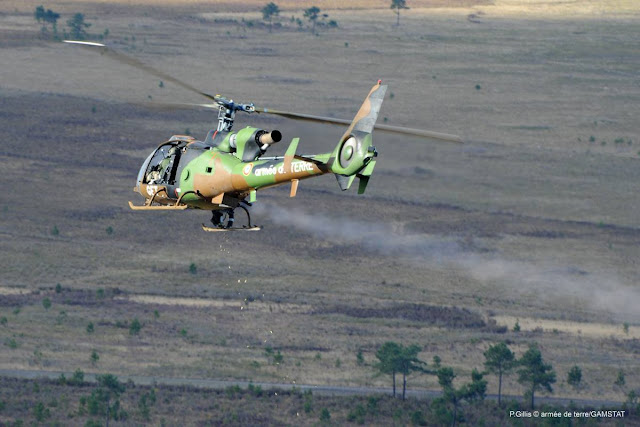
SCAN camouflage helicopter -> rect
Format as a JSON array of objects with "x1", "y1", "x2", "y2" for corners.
[{"x1": 65, "y1": 41, "x2": 462, "y2": 232}]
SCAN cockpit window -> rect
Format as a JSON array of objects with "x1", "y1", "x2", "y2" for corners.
[{"x1": 144, "y1": 144, "x2": 181, "y2": 185}]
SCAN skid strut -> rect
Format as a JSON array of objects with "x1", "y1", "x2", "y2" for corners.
[{"x1": 202, "y1": 205, "x2": 261, "y2": 232}]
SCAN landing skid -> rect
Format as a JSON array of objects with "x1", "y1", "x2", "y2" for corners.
[
  {"x1": 201, "y1": 224, "x2": 262, "y2": 232},
  {"x1": 205, "y1": 204, "x2": 260, "y2": 232}
]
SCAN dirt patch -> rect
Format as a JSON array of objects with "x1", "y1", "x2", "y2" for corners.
[
  {"x1": 0, "y1": 286, "x2": 31, "y2": 295},
  {"x1": 494, "y1": 315, "x2": 640, "y2": 339},
  {"x1": 119, "y1": 294, "x2": 312, "y2": 314}
]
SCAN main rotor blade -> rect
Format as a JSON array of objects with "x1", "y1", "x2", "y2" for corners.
[
  {"x1": 63, "y1": 40, "x2": 217, "y2": 102},
  {"x1": 255, "y1": 107, "x2": 463, "y2": 143},
  {"x1": 135, "y1": 102, "x2": 218, "y2": 111}
]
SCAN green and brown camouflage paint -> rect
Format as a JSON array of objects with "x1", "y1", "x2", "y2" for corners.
[{"x1": 132, "y1": 82, "x2": 385, "y2": 211}]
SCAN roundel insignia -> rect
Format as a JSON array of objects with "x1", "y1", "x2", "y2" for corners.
[{"x1": 243, "y1": 163, "x2": 253, "y2": 176}]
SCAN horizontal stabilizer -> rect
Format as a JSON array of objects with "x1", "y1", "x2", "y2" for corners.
[{"x1": 335, "y1": 174, "x2": 356, "y2": 191}]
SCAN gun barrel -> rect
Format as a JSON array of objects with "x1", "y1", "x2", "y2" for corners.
[{"x1": 257, "y1": 130, "x2": 282, "y2": 145}]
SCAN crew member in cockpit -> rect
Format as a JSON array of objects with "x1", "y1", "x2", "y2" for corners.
[{"x1": 146, "y1": 146, "x2": 178, "y2": 184}]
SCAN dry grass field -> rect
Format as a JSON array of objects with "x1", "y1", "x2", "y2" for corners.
[{"x1": 1, "y1": 0, "x2": 639, "y2": 423}]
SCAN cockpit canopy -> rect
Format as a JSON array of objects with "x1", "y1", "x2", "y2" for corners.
[{"x1": 136, "y1": 136, "x2": 193, "y2": 187}]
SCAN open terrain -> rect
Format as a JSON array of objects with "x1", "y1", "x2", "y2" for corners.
[{"x1": 1, "y1": 0, "x2": 639, "y2": 424}]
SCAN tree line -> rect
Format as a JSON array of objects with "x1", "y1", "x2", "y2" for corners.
[
  {"x1": 372, "y1": 340, "x2": 569, "y2": 424},
  {"x1": 34, "y1": 6, "x2": 95, "y2": 40}
]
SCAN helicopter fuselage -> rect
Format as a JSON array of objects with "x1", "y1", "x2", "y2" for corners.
[{"x1": 135, "y1": 128, "x2": 331, "y2": 211}]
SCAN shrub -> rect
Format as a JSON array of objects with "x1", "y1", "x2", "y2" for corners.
[
  {"x1": 319, "y1": 408, "x2": 331, "y2": 422},
  {"x1": 33, "y1": 402, "x2": 50, "y2": 422},
  {"x1": 42, "y1": 298, "x2": 52, "y2": 310},
  {"x1": 567, "y1": 365, "x2": 582, "y2": 389},
  {"x1": 615, "y1": 370, "x2": 625, "y2": 387},
  {"x1": 71, "y1": 369, "x2": 85, "y2": 385},
  {"x1": 347, "y1": 404, "x2": 366, "y2": 424},
  {"x1": 91, "y1": 350, "x2": 99, "y2": 365},
  {"x1": 129, "y1": 318, "x2": 142, "y2": 335},
  {"x1": 411, "y1": 410, "x2": 427, "y2": 426}
]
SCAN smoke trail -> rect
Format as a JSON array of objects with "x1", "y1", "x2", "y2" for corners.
[{"x1": 254, "y1": 203, "x2": 640, "y2": 320}]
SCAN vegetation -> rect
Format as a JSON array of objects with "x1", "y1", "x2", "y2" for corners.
[
  {"x1": 433, "y1": 366, "x2": 487, "y2": 426},
  {"x1": 374, "y1": 342, "x2": 426, "y2": 400},
  {"x1": 483, "y1": 341, "x2": 515, "y2": 406},
  {"x1": 303, "y1": 7, "x2": 321, "y2": 35},
  {"x1": 90, "y1": 349, "x2": 100, "y2": 366},
  {"x1": 0, "y1": 374, "x2": 636, "y2": 425},
  {"x1": 390, "y1": 0, "x2": 409, "y2": 26},
  {"x1": 84, "y1": 374, "x2": 127, "y2": 426},
  {"x1": 67, "y1": 13, "x2": 91, "y2": 40},
  {"x1": 517, "y1": 344, "x2": 556, "y2": 408},
  {"x1": 129, "y1": 318, "x2": 142, "y2": 335},
  {"x1": 567, "y1": 365, "x2": 582, "y2": 389},
  {"x1": 374, "y1": 342, "x2": 402, "y2": 397},
  {"x1": 261, "y1": 2, "x2": 280, "y2": 33},
  {"x1": 615, "y1": 369, "x2": 626, "y2": 387},
  {"x1": 34, "y1": 6, "x2": 60, "y2": 38}
]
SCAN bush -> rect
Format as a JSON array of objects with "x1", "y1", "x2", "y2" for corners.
[
  {"x1": 347, "y1": 404, "x2": 366, "y2": 424},
  {"x1": 42, "y1": 298, "x2": 52, "y2": 310},
  {"x1": 71, "y1": 369, "x2": 85, "y2": 385},
  {"x1": 319, "y1": 408, "x2": 331, "y2": 422},
  {"x1": 33, "y1": 402, "x2": 50, "y2": 422},
  {"x1": 411, "y1": 410, "x2": 427, "y2": 426},
  {"x1": 513, "y1": 321, "x2": 521, "y2": 332},
  {"x1": 247, "y1": 383, "x2": 263, "y2": 397},
  {"x1": 91, "y1": 350, "x2": 99, "y2": 365},
  {"x1": 129, "y1": 318, "x2": 142, "y2": 335},
  {"x1": 567, "y1": 365, "x2": 582, "y2": 388}
]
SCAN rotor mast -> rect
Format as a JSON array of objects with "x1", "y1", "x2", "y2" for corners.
[{"x1": 214, "y1": 95, "x2": 256, "y2": 132}]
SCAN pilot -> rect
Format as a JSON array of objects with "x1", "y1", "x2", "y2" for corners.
[{"x1": 146, "y1": 168, "x2": 161, "y2": 184}]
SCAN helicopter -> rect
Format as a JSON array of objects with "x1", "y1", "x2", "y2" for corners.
[{"x1": 64, "y1": 40, "x2": 462, "y2": 232}]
